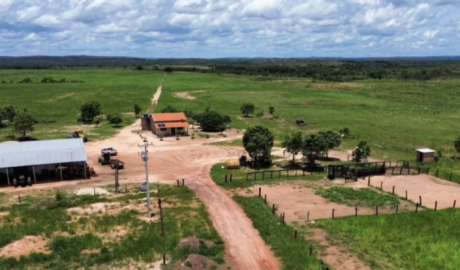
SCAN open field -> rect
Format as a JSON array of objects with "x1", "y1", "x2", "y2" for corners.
[
  {"x1": 315, "y1": 209, "x2": 460, "y2": 270},
  {"x1": 0, "y1": 69, "x2": 164, "y2": 141},
  {"x1": 0, "y1": 184, "x2": 225, "y2": 270}
]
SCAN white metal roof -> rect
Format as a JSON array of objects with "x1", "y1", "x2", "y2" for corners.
[
  {"x1": 0, "y1": 139, "x2": 87, "y2": 169},
  {"x1": 417, "y1": 148, "x2": 436, "y2": 153}
]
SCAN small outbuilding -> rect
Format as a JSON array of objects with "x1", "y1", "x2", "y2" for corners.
[
  {"x1": 0, "y1": 139, "x2": 88, "y2": 187},
  {"x1": 142, "y1": 113, "x2": 189, "y2": 136},
  {"x1": 416, "y1": 148, "x2": 436, "y2": 163},
  {"x1": 226, "y1": 160, "x2": 240, "y2": 169}
]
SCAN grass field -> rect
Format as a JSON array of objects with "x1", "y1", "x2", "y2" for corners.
[
  {"x1": 315, "y1": 187, "x2": 400, "y2": 208},
  {"x1": 160, "y1": 72, "x2": 460, "y2": 174},
  {"x1": 2, "y1": 69, "x2": 460, "y2": 173},
  {"x1": 0, "y1": 69, "x2": 164, "y2": 141},
  {"x1": 315, "y1": 209, "x2": 460, "y2": 269},
  {"x1": 0, "y1": 185, "x2": 224, "y2": 269},
  {"x1": 210, "y1": 163, "x2": 323, "y2": 189},
  {"x1": 234, "y1": 196, "x2": 324, "y2": 270}
]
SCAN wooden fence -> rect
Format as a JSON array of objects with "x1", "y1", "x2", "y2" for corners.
[{"x1": 246, "y1": 168, "x2": 325, "y2": 181}]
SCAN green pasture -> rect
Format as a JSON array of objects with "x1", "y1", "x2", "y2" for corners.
[
  {"x1": 0, "y1": 69, "x2": 164, "y2": 141},
  {"x1": 160, "y1": 72, "x2": 460, "y2": 173},
  {"x1": 0, "y1": 185, "x2": 224, "y2": 269},
  {"x1": 315, "y1": 209, "x2": 460, "y2": 270}
]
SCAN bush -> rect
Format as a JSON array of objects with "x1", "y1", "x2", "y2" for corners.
[{"x1": 194, "y1": 111, "x2": 231, "y2": 132}]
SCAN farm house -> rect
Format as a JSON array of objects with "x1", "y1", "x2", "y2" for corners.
[
  {"x1": 141, "y1": 112, "x2": 189, "y2": 136},
  {"x1": 0, "y1": 139, "x2": 89, "y2": 187},
  {"x1": 416, "y1": 148, "x2": 436, "y2": 163}
]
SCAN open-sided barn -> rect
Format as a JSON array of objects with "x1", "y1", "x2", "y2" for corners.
[{"x1": 0, "y1": 139, "x2": 88, "y2": 187}]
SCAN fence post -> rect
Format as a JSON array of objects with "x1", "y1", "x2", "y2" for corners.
[
  {"x1": 294, "y1": 230, "x2": 298, "y2": 239},
  {"x1": 435, "y1": 201, "x2": 437, "y2": 211},
  {"x1": 355, "y1": 207, "x2": 358, "y2": 216},
  {"x1": 419, "y1": 196, "x2": 422, "y2": 206},
  {"x1": 416, "y1": 203, "x2": 419, "y2": 212},
  {"x1": 396, "y1": 204, "x2": 399, "y2": 214},
  {"x1": 18, "y1": 194, "x2": 21, "y2": 204},
  {"x1": 332, "y1": 209, "x2": 335, "y2": 219},
  {"x1": 264, "y1": 194, "x2": 267, "y2": 204},
  {"x1": 400, "y1": 167, "x2": 403, "y2": 174},
  {"x1": 230, "y1": 174, "x2": 233, "y2": 182},
  {"x1": 307, "y1": 211, "x2": 310, "y2": 222},
  {"x1": 405, "y1": 190, "x2": 408, "y2": 200},
  {"x1": 309, "y1": 246, "x2": 313, "y2": 255},
  {"x1": 375, "y1": 206, "x2": 378, "y2": 215},
  {"x1": 408, "y1": 167, "x2": 411, "y2": 174},
  {"x1": 436, "y1": 169, "x2": 439, "y2": 177},
  {"x1": 367, "y1": 176, "x2": 370, "y2": 186},
  {"x1": 392, "y1": 167, "x2": 395, "y2": 175},
  {"x1": 454, "y1": 200, "x2": 457, "y2": 208},
  {"x1": 392, "y1": 185, "x2": 395, "y2": 194},
  {"x1": 258, "y1": 187, "x2": 261, "y2": 197},
  {"x1": 224, "y1": 176, "x2": 227, "y2": 183},
  {"x1": 272, "y1": 204, "x2": 276, "y2": 214},
  {"x1": 380, "y1": 181, "x2": 383, "y2": 190},
  {"x1": 182, "y1": 179, "x2": 185, "y2": 186}
]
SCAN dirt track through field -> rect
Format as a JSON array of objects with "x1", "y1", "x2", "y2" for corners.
[{"x1": 0, "y1": 85, "x2": 279, "y2": 269}]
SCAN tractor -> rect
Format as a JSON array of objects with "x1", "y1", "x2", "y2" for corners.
[
  {"x1": 98, "y1": 153, "x2": 124, "y2": 170},
  {"x1": 72, "y1": 131, "x2": 88, "y2": 143}
]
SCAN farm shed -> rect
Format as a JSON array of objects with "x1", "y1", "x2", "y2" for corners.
[
  {"x1": 149, "y1": 113, "x2": 189, "y2": 136},
  {"x1": 0, "y1": 139, "x2": 88, "y2": 187},
  {"x1": 416, "y1": 148, "x2": 436, "y2": 163}
]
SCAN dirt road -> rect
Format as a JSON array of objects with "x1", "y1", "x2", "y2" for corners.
[{"x1": 1, "y1": 85, "x2": 280, "y2": 270}]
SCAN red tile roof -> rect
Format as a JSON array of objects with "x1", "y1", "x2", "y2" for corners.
[{"x1": 152, "y1": 113, "x2": 187, "y2": 122}]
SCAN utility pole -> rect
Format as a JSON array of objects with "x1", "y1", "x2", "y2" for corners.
[{"x1": 139, "y1": 140, "x2": 154, "y2": 218}]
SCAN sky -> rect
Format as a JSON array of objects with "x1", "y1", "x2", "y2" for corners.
[{"x1": 0, "y1": 0, "x2": 459, "y2": 58}]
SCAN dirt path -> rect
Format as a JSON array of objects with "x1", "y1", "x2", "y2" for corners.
[
  {"x1": 1, "y1": 84, "x2": 280, "y2": 270},
  {"x1": 309, "y1": 228, "x2": 370, "y2": 270}
]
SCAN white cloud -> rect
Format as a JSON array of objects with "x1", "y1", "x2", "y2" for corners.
[{"x1": 0, "y1": 0, "x2": 459, "y2": 57}]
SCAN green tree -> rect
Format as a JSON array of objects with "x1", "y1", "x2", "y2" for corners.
[
  {"x1": 80, "y1": 101, "x2": 102, "y2": 122},
  {"x1": 240, "y1": 103, "x2": 255, "y2": 117},
  {"x1": 2, "y1": 105, "x2": 17, "y2": 123},
  {"x1": 243, "y1": 126, "x2": 274, "y2": 167},
  {"x1": 13, "y1": 112, "x2": 35, "y2": 138},
  {"x1": 134, "y1": 104, "x2": 142, "y2": 117},
  {"x1": 161, "y1": 105, "x2": 178, "y2": 113},
  {"x1": 269, "y1": 106, "x2": 275, "y2": 115},
  {"x1": 110, "y1": 114, "x2": 123, "y2": 127},
  {"x1": 319, "y1": 131, "x2": 342, "y2": 158},
  {"x1": 164, "y1": 67, "x2": 173, "y2": 73},
  {"x1": 340, "y1": 127, "x2": 350, "y2": 138},
  {"x1": 454, "y1": 135, "x2": 460, "y2": 160},
  {"x1": 195, "y1": 111, "x2": 229, "y2": 132},
  {"x1": 282, "y1": 131, "x2": 303, "y2": 163},
  {"x1": 354, "y1": 141, "x2": 371, "y2": 162},
  {"x1": 302, "y1": 134, "x2": 327, "y2": 165}
]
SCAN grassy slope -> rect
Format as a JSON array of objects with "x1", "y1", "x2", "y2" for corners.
[
  {"x1": 0, "y1": 185, "x2": 224, "y2": 269},
  {"x1": 315, "y1": 187, "x2": 400, "y2": 208},
  {"x1": 0, "y1": 69, "x2": 164, "y2": 141},
  {"x1": 315, "y1": 209, "x2": 460, "y2": 270}
]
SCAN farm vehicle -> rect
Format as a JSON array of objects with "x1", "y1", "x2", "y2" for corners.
[{"x1": 98, "y1": 153, "x2": 125, "y2": 170}]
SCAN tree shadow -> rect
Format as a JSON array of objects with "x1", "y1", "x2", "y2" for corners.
[
  {"x1": 18, "y1": 137, "x2": 38, "y2": 142},
  {"x1": 317, "y1": 157, "x2": 341, "y2": 162}
]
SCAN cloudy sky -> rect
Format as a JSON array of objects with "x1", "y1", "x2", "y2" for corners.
[{"x1": 0, "y1": 0, "x2": 459, "y2": 58}]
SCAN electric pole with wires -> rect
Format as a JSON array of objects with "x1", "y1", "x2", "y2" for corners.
[{"x1": 138, "y1": 140, "x2": 154, "y2": 218}]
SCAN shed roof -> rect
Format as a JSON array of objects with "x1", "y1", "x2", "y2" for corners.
[
  {"x1": 0, "y1": 139, "x2": 87, "y2": 169},
  {"x1": 152, "y1": 113, "x2": 187, "y2": 123},
  {"x1": 417, "y1": 148, "x2": 436, "y2": 153}
]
